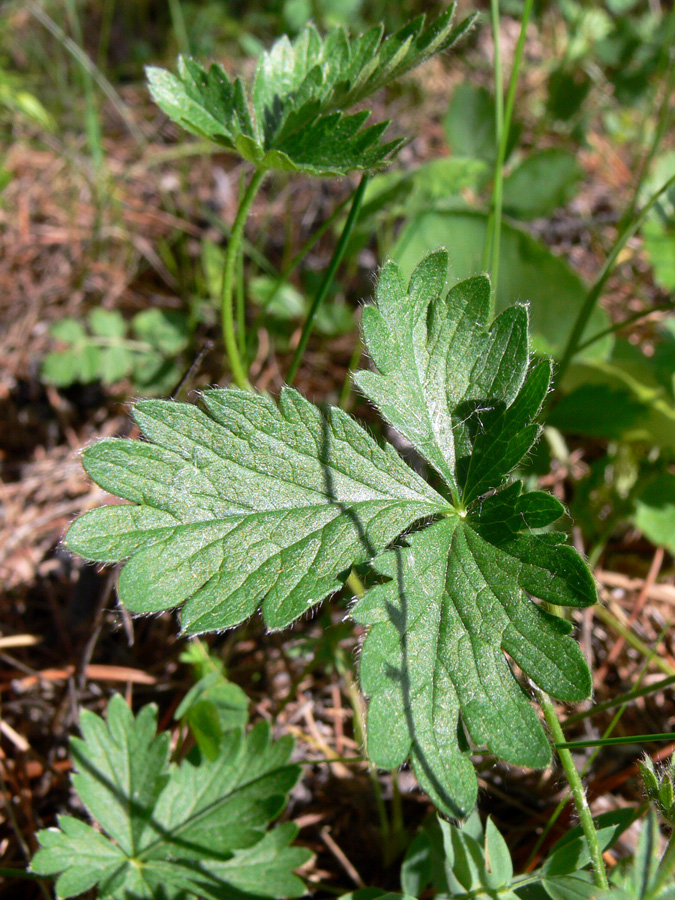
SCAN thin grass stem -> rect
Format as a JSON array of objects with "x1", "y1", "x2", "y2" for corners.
[
  {"x1": 565, "y1": 675, "x2": 675, "y2": 727},
  {"x1": 250, "y1": 193, "x2": 352, "y2": 338},
  {"x1": 26, "y1": 1, "x2": 147, "y2": 148},
  {"x1": 286, "y1": 173, "x2": 369, "y2": 386},
  {"x1": 557, "y1": 171, "x2": 675, "y2": 383},
  {"x1": 483, "y1": 0, "x2": 533, "y2": 303},
  {"x1": 555, "y1": 732, "x2": 675, "y2": 751},
  {"x1": 574, "y1": 303, "x2": 674, "y2": 354}
]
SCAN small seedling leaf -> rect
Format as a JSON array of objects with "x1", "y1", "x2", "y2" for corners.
[{"x1": 31, "y1": 695, "x2": 310, "y2": 900}]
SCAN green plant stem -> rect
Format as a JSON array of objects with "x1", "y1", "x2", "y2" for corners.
[
  {"x1": 565, "y1": 675, "x2": 675, "y2": 727},
  {"x1": 482, "y1": 0, "x2": 504, "y2": 277},
  {"x1": 574, "y1": 303, "x2": 674, "y2": 354},
  {"x1": 250, "y1": 192, "x2": 352, "y2": 338},
  {"x1": 557, "y1": 170, "x2": 675, "y2": 384},
  {"x1": 168, "y1": 0, "x2": 191, "y2": 55},
  {"x1": 555, "y1": 732, "x2": 675, "y2": 751},
  {"x1": 286, "y1": 173, "x2": 369, "y2": 386},
  {"x1": 0, "y1": 868, "x2": 44, "y2": 881},
  {"x1": 483, "y1": 0, "x2": 533, "y2": 302},
  {"x1": 526, "y1": 639, "x2": 661, "y2": 871},
  {"x1": 540, "y1": 691, "x2": 609, "y2": 890},
  {"x1": 221, "y1": 168, "x2": 266, "y2": 389},
  {"x1": 236, "y1": 236, "x2": 246, "y2": 362},
  {"x1": 619, "y1": 6, "x2": 675, "y2": 231}
]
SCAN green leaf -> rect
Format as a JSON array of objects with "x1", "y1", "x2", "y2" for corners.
[
  {"x1": 89, "y1": 308, "x2": 127, "y2": 339},
  {"x1": 391, "y1": 210, "x2": 612, "y2": 361},
  {"x1": 541, "y1": 871, "x2": 598, "y2": 900},
  {"x1": 633, "y1": 473, "x2": 675, "y2": 556},
  {"x1": 630, "y1": 810, "x2": 660, "y2": 899},
  {"x1": 67, "y1": 386, "x2": 445, "y2": 633},
  {"x1": 147, "y1": 7, "x2": 476, "y2": 176},
  {"x1": 443, "y1": 83, "x2": 519, "y2": 165},
  {"x1": 352, "y1": 254, "x2": 594, "y2": 817},
  {"x1": 31, "y1": 695, "x2": 310, "y2": 900},
  {"x1": 68, "y1": 251, "x2": 595, "y2": 818},
  {"x1": 42, "y1": 308, "x2": 188, "y2": 392},
  {"x1": 133, "y1": 309, "x2": 190, "y2": 355},
  {"x1": 550, "y1": 344, "x2": 675, "y2": 451},
  {"x1": 502, "y1": 150, "x2": 582, "y2": 220},
  {"x1": 175, "y1": 671, "x2": 250, "y2": 759},
  {"x1": 484, "y1": 816, "x2": 513, "y2": 888}
]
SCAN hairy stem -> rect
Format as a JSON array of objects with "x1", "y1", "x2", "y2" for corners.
[
  {"x1": 286, "y1": 173, "x2": 369, "y2": 386},
  {"x1": 540, "y1": 691, "x2": 609, "y2": 890},
  {"x1": 221, "y1": 168, "x2": 266, "y2": 390}
]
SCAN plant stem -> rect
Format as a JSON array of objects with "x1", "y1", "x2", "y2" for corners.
[
  {"x1": 221, "y1": 168, "x2": 266, "y2": 389},
  {"x1": 526, "y1": 640, "x2": 660, "y2": 871},
  {"x1": 539, "y1": 691, "x2": 609, "y2": 890},
  {"x1": 250, "y1": 192, "x2": 352, "y2": 337},
  {"x1": 574, "y1": 303, "x2": 674, "y2": 354},
  {"x1": 555, "y1": 732, "x2": 675, "y2": 751},
  {"x1": 236, "y1": 236, "x2": 246, "y2": 361},
  {"x1": 565, "y1": 675, "x2": 675, "y2": 727},
  {"x1": 619, "y1": 6, "x2": 675, "y2": 231},
  {"x1": 482, "y1": 0, "x2": 504, "y2": 278},
  {"x1": 168, "y1": 0, "x2": 191, "y2": 56},
  {"x1": 483, "y1": 0, "x2": 533, "y2": 303},
  {"x1": 556, "y1": 170, "x2": 675, "y2": 384},
  {"x1": 286, "y1": 173, "x2": 369, "y2": 386}
]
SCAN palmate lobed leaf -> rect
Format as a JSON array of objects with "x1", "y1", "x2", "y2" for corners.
[
  {"x1": 146, "y1": 5, "x2": 476, "y2": 176},
  {"x1": 31, "y1": 695, "x2": 310, "y2": 900},
  {"x1": 67, "y1": 249, "x2": 596, "y2": 817}
]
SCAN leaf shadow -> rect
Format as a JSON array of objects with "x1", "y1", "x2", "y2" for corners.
[{"x1": 317, "y1": 412, "x2": 468, "y2": 819}]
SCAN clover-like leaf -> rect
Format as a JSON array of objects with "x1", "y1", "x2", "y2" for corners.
[
  {"x1": 31, "y1": 695, "x2": 310, "y2": 900},
  {"x1": 66, "y1": 250, "x2": 596, "y2": 817},
  {"x1": 146, "y1": 6, "x2": 476, "y2": 176},
  {"x1": 42, "y1": 308, "x2": 190, "y2": 394}
]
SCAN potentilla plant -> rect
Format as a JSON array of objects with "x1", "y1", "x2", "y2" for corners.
[{"x1": 30, "y1": 6, "x2": 672, "y2": 900}]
